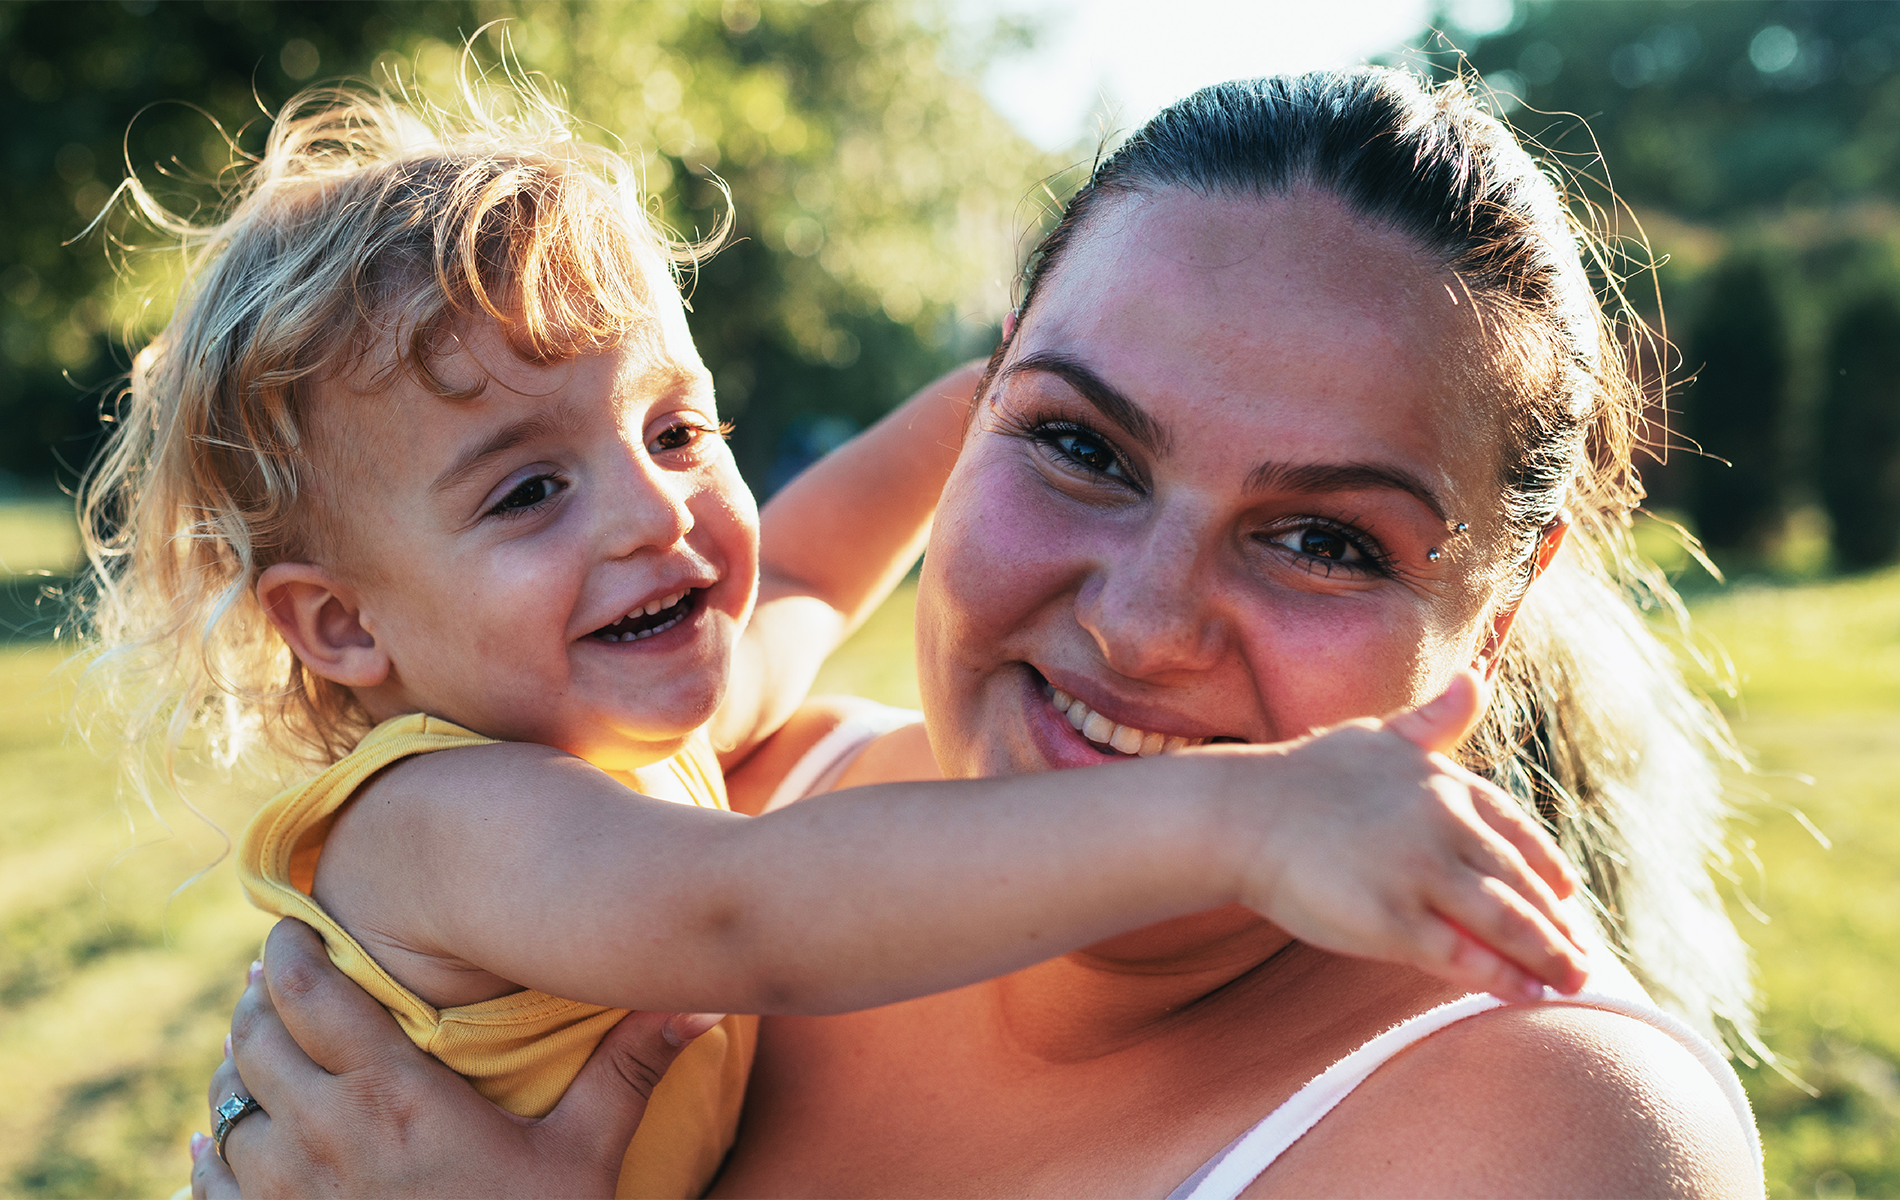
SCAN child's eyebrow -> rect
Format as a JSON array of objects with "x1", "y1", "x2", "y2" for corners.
[{"x1": 430, "y1": 410, "x2": 573, "y2": 496}]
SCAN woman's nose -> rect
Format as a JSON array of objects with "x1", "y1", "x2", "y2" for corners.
[{"x1": 1074, "y1": 512, "x2": 1227, "y2": 678}]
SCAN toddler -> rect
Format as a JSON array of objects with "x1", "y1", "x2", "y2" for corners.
[{"x1": 83, "y1": 83, "x2": 1587, "y2": 1199}]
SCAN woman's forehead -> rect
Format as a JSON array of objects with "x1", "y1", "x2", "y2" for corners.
[{"x1": 1016, "y1": 188, "x2": 1500, "y2": 467}]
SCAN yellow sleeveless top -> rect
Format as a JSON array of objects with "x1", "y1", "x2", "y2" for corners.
[{"x1": 237, "y1": 713, "x2": 756, "y2": 1199}]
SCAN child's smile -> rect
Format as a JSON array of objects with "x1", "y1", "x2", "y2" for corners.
[{"x1": 280, "y1": 295, "x2": 760, "y2": 776}]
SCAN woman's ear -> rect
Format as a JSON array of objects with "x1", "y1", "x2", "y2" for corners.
[
  {"x1": 256, "y1": 562, "x2": 390, "y2": 689},
  {"x1": 1475, "y1": 522, "x2": 1571, "y2": 679}
]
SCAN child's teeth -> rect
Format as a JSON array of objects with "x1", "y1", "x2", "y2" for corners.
[
  {"x1": 1138, "y1": 731, "x2": 1166, "y2": 757},
  {"x1": 1080, "y1": 711, "x2": 1115, "y2": 744},
  {"x1": 1108, "y1": 724, "x2": 1144, "y2": 755},
  {"x1": 1050, "y1": 688, "x2": 1073, "y2": 710},
  {"x1": 1163, "y1": 735, "x2": 1188, "y2": 753}
]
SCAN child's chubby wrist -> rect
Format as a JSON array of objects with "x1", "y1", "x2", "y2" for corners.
[{"x1": 1166, "y1": 742, "x2": 1299, "y2": 906}]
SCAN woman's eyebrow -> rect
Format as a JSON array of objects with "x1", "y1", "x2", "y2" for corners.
[
  {"x1": 999, "y1": 351, "x2": 1171, "y2": 453},
  {"x1": 1246, "y1": 460, "x2": 1449, "y2": 521}
]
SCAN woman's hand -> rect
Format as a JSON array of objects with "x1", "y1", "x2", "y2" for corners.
[
  {"x1": 1214, "y1": 670, "x2": 1594, "y2": 1002},
  {"x1": 189, "y1": 918, "x2": 718, "y2": 1199}
]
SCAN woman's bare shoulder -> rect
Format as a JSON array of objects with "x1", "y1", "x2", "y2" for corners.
[
  {"x1": 723, "y1": 696, "x2": 932, "y2": 813},
  {"x1": 1254, "y1": 1002, "x2": 1761, "y2": 1199}
]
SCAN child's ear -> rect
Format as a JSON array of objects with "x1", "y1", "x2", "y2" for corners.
[
  {"x1": 256, "y1": 562, "x2": 390, "y2": 688},
  {"x1": 1476, "y1": 522, "x2": 1570, "y2": 679}
]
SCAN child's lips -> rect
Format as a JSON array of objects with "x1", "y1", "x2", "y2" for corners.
[{"x1": 587, "y1": 589, "x2": 697, "y2": 642}]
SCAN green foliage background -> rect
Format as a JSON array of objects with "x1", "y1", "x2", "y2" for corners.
[
  {"x1": 4, "y1": 1, "x2": 1900, "y2": 1197},
  {"x1": 1449, "y1": 0, "x2": 1900, "y2": 571},
  {"x1": 0, "y1": 0, "x2": 1052, "y2": 494}
]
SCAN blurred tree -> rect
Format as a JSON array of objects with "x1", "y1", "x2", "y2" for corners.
[
  {"x1": 1445, "y1": 0, "x2": 1900, "y2": 218},
  {"x1": 1681, "y1": 256, "x2": 1790, "y2": 553},
  {"x1": 457, "y1": 1, "x2": 1048, "y2": 485},
  {"x1": 0, "y1": 0, "x2": 486, "y2": 491},
  {"x1": 1817, "y1": 290, "x2": 1900, "y2": 568},
  {"x1": 0, "y1": 1, "x2": 1050, "y2": 495}
]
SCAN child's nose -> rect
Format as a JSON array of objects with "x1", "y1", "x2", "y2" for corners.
[{"x1": 599, "y1": 453, "x2": 694, "y2": 557}]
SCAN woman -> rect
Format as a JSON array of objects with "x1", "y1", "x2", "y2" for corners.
[{"x1": 195, "y1": 69, "x2": 1762, "y2": 1196}]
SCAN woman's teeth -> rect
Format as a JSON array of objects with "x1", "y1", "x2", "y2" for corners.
[{"x1": 1048, "y1": 687, "x2": 1199, "y2": 757}]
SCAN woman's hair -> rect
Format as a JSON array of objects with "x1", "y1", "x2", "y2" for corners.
[
  {"x1": 998, "y1": 68, "x2": 1755, "y2": 1051},
  {"x1": 78, "y1": 78, "x2": 720, "y2": 805}
]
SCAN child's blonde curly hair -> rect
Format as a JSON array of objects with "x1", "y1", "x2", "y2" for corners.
[{"x1": 79, "y1": 74, "x2": 724, "y2": 801}]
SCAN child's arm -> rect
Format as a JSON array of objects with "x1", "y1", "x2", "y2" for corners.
[
  {"x1": 706, "y1": 361, "x2": 982, "y2": 768},
  {"x1": 315, "y1": 672, "x2": 1590, "y2": 1017}
]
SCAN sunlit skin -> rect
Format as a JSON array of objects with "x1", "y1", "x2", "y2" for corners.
[
  {"x1": 914, "y1": 187, "x2": 1518, "y2": 973},
  {"x1": 260, "y1": 289, "x2": 759, "y2": 784},
  {"x1": 711, "y1": 188, "x2": 1754, "y2": 1198},
  {"x1": 194, "y1": 183, "x2": 1752, "y2": 1200}
]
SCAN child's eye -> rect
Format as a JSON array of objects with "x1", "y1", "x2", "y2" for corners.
[
  {"x1": 650, "y1": 418, "x2": 730, "y2": 455},
  {"x1": 487, "y1": 475, "x2": 563, "y2": 517}
]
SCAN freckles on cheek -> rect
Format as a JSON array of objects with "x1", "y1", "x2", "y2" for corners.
[
  {"x1": 1244, "y1": 596, "x2": 1437, "y2": 725},
  {"x1": 937, "y1": 467, "x2": 1099, "y2": 627}
]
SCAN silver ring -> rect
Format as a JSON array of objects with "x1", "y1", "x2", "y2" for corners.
[{"x1": 213, "y1": 1092, "x2": 263, "y2": 1165}]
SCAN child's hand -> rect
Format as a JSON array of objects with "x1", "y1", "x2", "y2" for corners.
[{"x1": 1215, "y1": 670, "x2": 1590, "y2": 1003}]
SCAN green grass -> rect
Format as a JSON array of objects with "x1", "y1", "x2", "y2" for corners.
[{"x1": 2, "y1": 497, "x2": 1895, "y2": 1196}]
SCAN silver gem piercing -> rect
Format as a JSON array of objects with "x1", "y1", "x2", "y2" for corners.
[
  {"x1": 1427, "y1": 548, "x2": 1442, "y2": 562},
  {"x1": 1454, "y1": 522, "x2": 1468, "y2": 534}
]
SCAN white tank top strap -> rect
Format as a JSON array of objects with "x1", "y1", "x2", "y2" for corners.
[
  {"x1": 762, "y1": 703, "x2": 923, "y2": 811},
  {"x1": 1169, "y1": 982, "x2": 1762, "y2": 1200}
]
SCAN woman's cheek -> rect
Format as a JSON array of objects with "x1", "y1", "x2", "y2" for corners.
[
  {"x1": 926, "y1": 457, "x2": 1103, "y2": 644},
  {"x1": 1231, "y1": 588, "x2": 1440, "y2": 732}
]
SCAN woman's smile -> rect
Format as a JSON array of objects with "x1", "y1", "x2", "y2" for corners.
[{"x1": 1015, "y1": 665, "x2": 1223, "y2": 769}]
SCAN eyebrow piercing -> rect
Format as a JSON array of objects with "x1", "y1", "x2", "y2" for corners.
[
  {"x1": 1427, "y1": 548, "x2": 1442, "y2": 562},
  {"x1": 1453, "y1": 522, "x2": 1468, "y2": 534}
]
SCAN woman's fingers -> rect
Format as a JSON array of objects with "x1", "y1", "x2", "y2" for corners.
[
  {"x1": 225, "y1": 947, "x2": 331, "y2": 1112},
  {"x1": 528, "y1": 1009, "x2": 719, "y2": 1174},
  {"x1": 190, "y1": 1130, "x2": 243, "y2": 1200},
  {"x1": 261, "y1": 918, "x2": 411, "y2": 1076},
  {"x1": 199, "y1": 1036, "x2": 276, "y2": 1195}
]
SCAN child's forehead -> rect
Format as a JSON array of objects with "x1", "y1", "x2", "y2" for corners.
[{"x1": 309, "y1": 314, "x2": 708, "y2": 480}]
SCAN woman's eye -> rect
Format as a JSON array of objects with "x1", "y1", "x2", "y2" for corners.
[
  {"x1": 1041, "y1": 425, "x2": 1127, "y2": 480},
  {"x1": 1293, "y1": 527, "x2": 1358, "y2": 561},
  {"x1": 488, "y1": 475, "x2": 561, "y2": 516},
  {"x1": 1261, "y1": 522, "x2": 1384, "y2": 572}
]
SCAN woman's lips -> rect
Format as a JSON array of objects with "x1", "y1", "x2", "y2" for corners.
[
  {"x1": 1047, "y1": 686, "x2": 1201, "y2": 757},
  {"x1": 1019, "y1": 668, "x2": 1214, "y2": 770}
]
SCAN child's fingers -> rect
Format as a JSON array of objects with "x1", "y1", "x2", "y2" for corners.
[
  {"x1": 1389, "y1": 907, "x2": 1541, "y2": 1002},
  {"x1": 1445, "y1": 931, "x2": 1547, "y2": 1004},
  {"x1": 1468, "y1": 783, "x2": 1582, "y2": 900},
  {"x1": 1438, "y1": 791, "x2": 1584, "y2": 952},
  {"x1": 1431, "y1": 874, "x2": 1588, "y2": 994},
  {"x1": 1380, "y1": 669, "x2": 1488, "y2": 755}
]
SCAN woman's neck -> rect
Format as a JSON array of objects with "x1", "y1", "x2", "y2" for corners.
[{"x1": 987, "y1": 904, "x2": 1299, "y2": 1063}]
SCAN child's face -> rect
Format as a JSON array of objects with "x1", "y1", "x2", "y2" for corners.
[{"x1": 305, "y1": 291, "x2": 758, "y2": 772}]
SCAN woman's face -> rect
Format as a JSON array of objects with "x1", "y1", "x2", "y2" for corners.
[{"x1": 917, "y1": 187, "x2": 1525, "y2": 780}]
